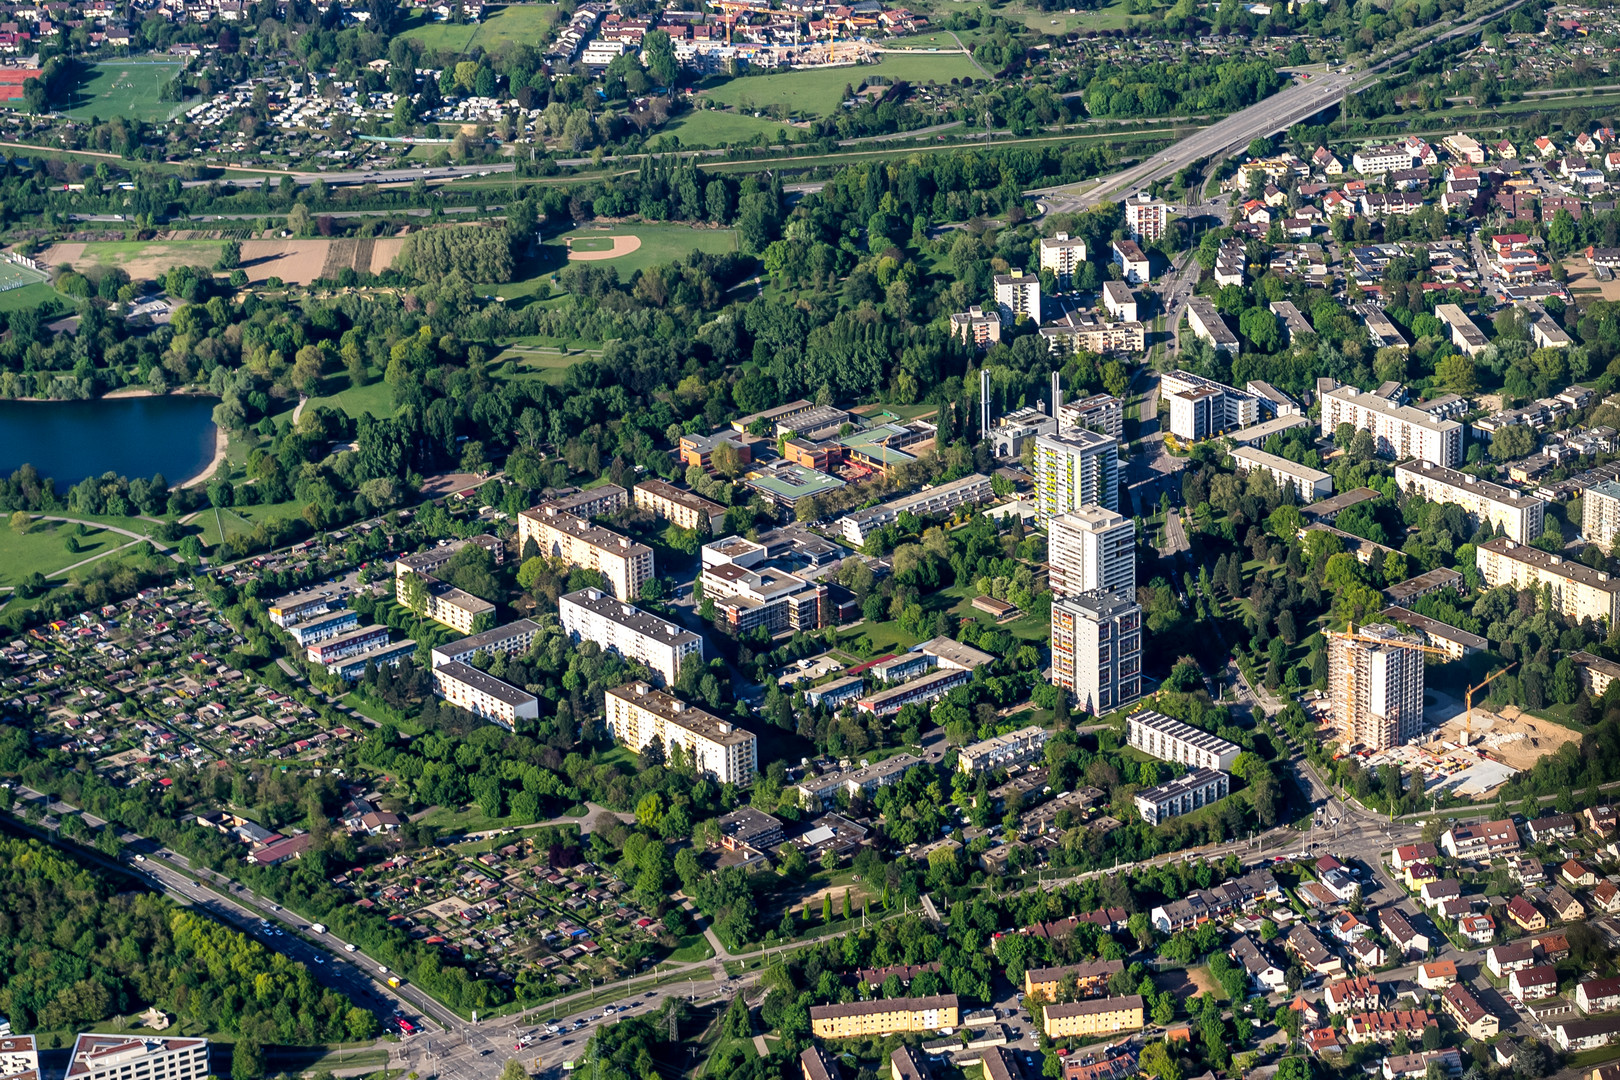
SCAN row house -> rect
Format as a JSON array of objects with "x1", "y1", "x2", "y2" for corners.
[
  {"x1": 1325, "y1": 975, "x2": 1382, "y2": 1015},
  {"x1": 1346, "y1": 1010, "x2": 1435, "y2": 1045}
]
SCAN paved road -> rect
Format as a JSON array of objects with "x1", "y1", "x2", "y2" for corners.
[
  {"x1": 178, "y1": 164, "x2": 514, "y2": 190},
  {"x1": 1028, "y1": 0, "x2": 1533, "y2": 212}
]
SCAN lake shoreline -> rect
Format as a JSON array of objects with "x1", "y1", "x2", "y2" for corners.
[
  {"x1": 0, "y1": 395, "x2": 224, "y2": 490},
  {"x1": 181, "y1": 425, "x2": 230, "y2": 489}
]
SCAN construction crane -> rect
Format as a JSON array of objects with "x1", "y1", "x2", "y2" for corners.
[
  {"x1": 1463, "y1": 662, "x2": 1518, "y2": 747},
  {"x1": 1328, "y1": 622, "x2": 1449, "y2": 658}
]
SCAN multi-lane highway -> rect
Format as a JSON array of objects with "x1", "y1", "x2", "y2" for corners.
[{"x1": 1029, "y1": 0, "x2": 1535, "y2": 212}]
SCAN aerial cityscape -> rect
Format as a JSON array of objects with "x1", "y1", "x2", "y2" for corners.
[{"x1": 10, "y1": 3, "x2": 1620, "y2": 1080}]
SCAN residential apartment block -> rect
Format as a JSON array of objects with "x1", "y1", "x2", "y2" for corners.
[
  {"x1": 1584, "y1": 480, "x2": 1620, "y2": 549},
  {"x1": 1042, "y1": 996, "x2": 1145, "y2": 1039},
  {"x1": 634, "y1": 479, "x2": 728, "y2": 535},
  {"x1": 1329, "y1": 622, "x2": 1426, "y2": 751},
  {"x1": 1185, "y1": 296, "x2": 1240, "y2": 355},
  {"x1": 1038, "y1": 233, "x2": 1088, "y2": 289},
  {"x1": 1442, "y1": 818, "x2": 1521, "y2": 861},
  {"x1": 1057, "y1": 393, "x2": 1126, "y2": 440},
  {"x1": 558, "y1": 588, "x2": 703, "y2": 686},
  {"x1": 993, "y1": 270, "x2": 1040, "y2": 324},
  {"x1": 517, "y1": 503, "x2": 654, "y2": 601},
  {"x1": 837, "y1": 473, "x2": 994, "y2": 545},
  {"x1": 0, "y1": 1036, "x2": 37, "y2": 1079},
  {"x1": 1161, "y1": 370, "x2": 1258, "y2": 434},
  {"x1": 808, "y1": 995, "x2": 960, "y2": 1039},
  {"x1": 1127, "y1": 710, "x2": 1241, "y2": 772},
  {"x1": 1023, "y1": 959, "x2": 1125, "y2": 1000},
  {"x1": 604, "y1": 682, "x2": 757, "y2": 786},
  {"x1": 1048, "y1": 506, "x2": 1136, "y2": 599},
  {"x1": 1230, "y1": 445, "x2": 1333, "y2": 502},
  {"x1": 1442, "y1": 984, "x2": 1500, "y2": 1040},
  {"x1": 1477, "y1": 538, "x2": 1620, "y2": 624},
  {"x1": 66, "y1": 1037, "x2": 209, "y2": 1080},
  {"x1": 1034, "y1": 429, "x2": 1119, "y2": 521},
  {"x1": 950, "y1": 306, "x2": 1001, "y2": 349},
  {"x1": 429, "y1": 619, "x2": 541, "y2": 669},
  {"x1": 1394, "y1": 461, "x2": 1546, "y2": 544},
  {"x1": 1134, "y1": 768, "x2": 1230, "y2": 825},
  {"x1": 431, "y1": 660, "x2": 539, "y2": 731},
  {"x1": 1319, "y1": 381, "x2": 1463, "y2": 467},
  {"x1": 1050, "y1": 588, "x2": 1141, "y2": 716},
  {"x1": 1123, "y1": 193, "x2": 1168, "y2": 241},
  {"x1": 958, "y1": 725, "x2": 1049, "y2": 775}
]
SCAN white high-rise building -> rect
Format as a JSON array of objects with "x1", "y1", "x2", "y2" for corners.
[
  {"x1": 66, "y1": 1037, "x2": 209, "y2": 1080},
  {"x1": 1048, "y1": 506, "x2": 1135, "y2": 599},
  {"x1": 1033, "y1": 429, "x2": 1119, "y2": 522},
  {"x1": 1050, "y1": 589, "x2": 1142, "y2": 716},
  {"x1": 993, "y1": 270, "x2": 1041, "y2": 325},
  {"x1": 1319, "y1": 381, "x2": 1463, "y2": 468},
  {"x1": 1038, "y1": 233, "x2": 1088, "y2": 290},
  {"x1": 1329, "y1": 623, "x2": 1426, "y2": 751},
  {"x1": 1123, "y1": 193, "x2": 1168, "y2": 241},
  {"x1": 604, "y1": 681, "x2": 757, "y2": 785},
  {"x1": 558, "y1": 588, "x2": 703, "y2": 686},
  {"x1": 1584, "y1": 480, "x2": 1620, "y2": 550}
]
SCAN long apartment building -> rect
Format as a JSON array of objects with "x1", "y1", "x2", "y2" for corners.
[
  {"x1": 0, "y1": 1036, "x2": 38, "y2": 1079},
  {"x1": 1042, "y1": 996, "x2": 1145, "y2": 1039},
  {"x1": 857, "y1": 667, "x2": 973, "y2": 718},
  {"x1": 958, "y1": 724, "x2": 1049, "y2": 775},
  {"x1": 1034, "y1": 429, "x2": 1119, "y2": 522},
  {"x1": 1127, "y1": 710, "x2": 1241, "y2": 772},
  {"x1": 416, "y1": 574, "x2": 496, "y2": 634},
  {"x1": 1319, "y1": 381, "x2": 1463, "y2": 467},
  {"x1": 1024, "y1": 959, "x2": 1125, "y2": 999},
  {"x1": 809, "y1": 995, "x2": 960, "y2": 1039},
  {"x1": 1230, "y1": 445, "x2": 1333, "y2": 502},
  {"x1": 307, "y1": 624, "x2": 389, "y2": 666},
  {"x1": 1050, "y1": 588, "x2": 1141, "y2": 716},
  {"x1": 328, "y1": 639, "x2": 417, "y2": 680},
  {"x1": 604, "y1": 681, "x2": 757, "y2": 786},
  {"x1": 558, "y1": 588, "x2": 703, "y2": 686},
  {"x1": 267, "y1": 586, "x2": 345, "y2": 628},
  {"x1": 1477, "y1": 537, "x2": 1620, "y2": 624},
  {"x1": 1184, "y1": 297, "x2": 1240, "y2": 355},
  {"x1": 1329, "y1": 622, "x2": 1426, "y2": 751},
  {"x1": 432, "y1": 660, "x2": 539, "y2": 730},
  {"x1": 1394, "y1": 461, "x2": 1546, "y2": 544},
  {"x1": 838, "y1": 473, "x2": 994, "y2": 545},
  {"x1": 699, "y1": 536, "x2": 828, "y2": 637},
  {"x1": 518, "y1": 503, "x2": 653, "y2": 601},
  {"x1": 66, "y1": 1037, "x2": 209, "y2": 1080},
  {"x1": 1057, "y1": 393, "x2": 1125, "y2": 440},
  {"x1": 430, "y1": 618, "x2": 540, "y2": 669},
  {"x1": 1048, "y1": 506, "x2": 1135, "y2": 599},
  {"x1": 1134, "y1": 768, "x2": 1230, "y2": 825},
  {"x1": 633, "y1": 478, "x2": 727, "y2": 535}
]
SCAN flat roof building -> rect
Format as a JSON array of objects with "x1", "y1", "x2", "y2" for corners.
[
  {"x1": 432, "y1": 660, "x2": 539, "y2": 731},
  {"x1": 634, "y1": 479, "x2": 728, "y2": 535},
  {"x1": 958, "y1": 724, "x2": 1049, "y2": 775},
  {"x1": 838, "y1": 473, "x2": 994, "y2": 545},
  {"x1": 1039, "y1": 233, "x2": 1088, "y2": 289},
  {"x1": 1230, "y1": 445, "x2": 1333, "y2": 502},
  {"x1": 1034, "y1": 429, "x2": 1119, "y2": 522},
  {"x1": 430, "y1": 618, "x2": 541, "y2": 669},
  {"x1": 518, "y1": 504, "x2": 653, "y2": 602},
  {"x1": 1127, "y1": 710, "x2": 1241, "y2": 772},
  {"x1": 1394, "y1": 461, "x2": 1545, "y2": 544},
  {"x1": 559, "y1": 588, "x2": 703, "y2": 686},
  {"x1": 1186, "y1": 296, "x2": 1239, "y2": 354},
  {"x1": 1134, "y1": 768, "x2": 1230, "y2": 825},
  {"x1": 1051, "y1": 588, "x2": 1142, "y2": 716},
  {"x1": 605, "y1": 682, "x2": 757, "y2": 786},
  {"x1": 1048, "y1": 505, "x2": 1136, "y2": 599},
  {"x1": 1477, "y1": 537, "x2": 1620, "y2": 625},
  {"x1": 1320, "y1": 381, "x2": 1463, "y2": 467},
  {"x1": 66, "y1": 1038, "x2": 208, "y2": 1080},
  {"x1": 1435, "y1": 304, "x2": 1490, "y2": 356}
]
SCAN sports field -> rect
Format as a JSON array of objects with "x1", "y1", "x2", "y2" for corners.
[
  {"x1": 703, "y1": 53, "x2": 982, "y2": 115},
  {"x1": 61, "y1": 62, "x2": 185, "y2": 122},
  {"x1": 402, "y1": 4, "x2": 560, "y2": 54},
  {"x1": 1006, "y1": 0, "x2": 1146, "y2": 34},
  {"x1": 541, "y1": 224, "x2": 739, "y2": 279},
  {"x1": 0, "y1": 282, "x2": 59, "y2": 312},
  {"x1": 661, "y1": 110, "x2": 807, "y2": 148}
]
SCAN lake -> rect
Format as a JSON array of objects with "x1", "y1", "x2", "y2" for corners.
[{"x1": 0, "y1": 395, "x2": 220, "y2": 487}]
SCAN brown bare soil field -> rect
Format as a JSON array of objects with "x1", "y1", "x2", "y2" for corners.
[{"x1": 238, "y1": 237, "x2": 404, "y2": 284}]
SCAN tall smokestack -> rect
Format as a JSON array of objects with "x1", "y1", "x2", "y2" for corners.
[
  {"x1": 1051, "y1": 371, "x2": 1063, "y2": 418},
  {"x1": 980, "y1": 369, "x2": 991, "y2": 437}
]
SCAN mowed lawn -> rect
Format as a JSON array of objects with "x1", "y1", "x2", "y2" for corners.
[
  {"x1": 661, "y1": 110, "x2": 808, "y2": 147},
  {"x1": 0, "y1": 283, "x2": 61, "y2": 312},
  {"x1": 1007, "y1": 0, "x2": 1146, "y2": 34},
  {"x1": 492, "y1": 348, "x2": 586, "y2": 387},
  {"x1": 0, "y1": 517, "x2": 155, "y2": 588},
  {"x1": 402, "y1": 4, "x2": 560, "y2": 54},
  {"x1": 307, "y1": 377, "x2": 397, "y2": 421},
  {"x1": 61, "y1": 62, "x2": 185, "y2": 122},
  {"x1": 195, "y1": 500, "x2": 312, "y2": 548},
  {"x1": 702, "y1": 53, "x2": 981, "y2": 115},
  {"x1": 545, "y1": 224, "x2": 740, "y2": 278}
]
